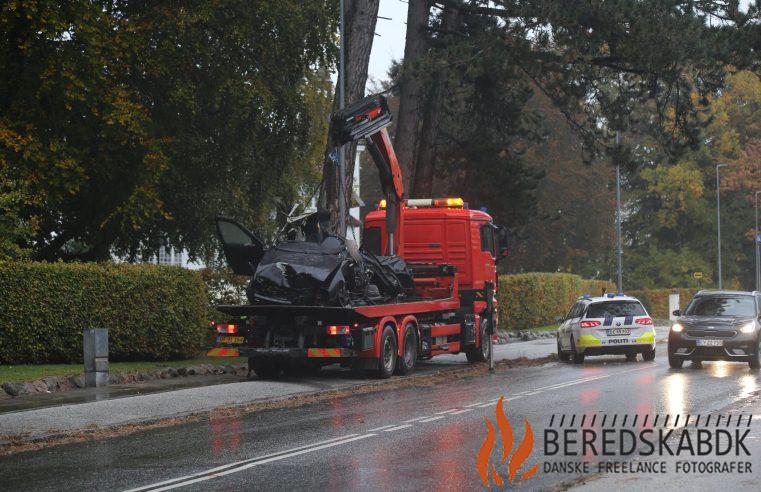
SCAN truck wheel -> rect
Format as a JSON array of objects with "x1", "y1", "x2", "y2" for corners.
[
  {"x1": 251, "y1": 358, "x2": 281, "y2": 379},
  {"x1": 466, "y1": 319, "x2": 491, "y2": 363},
  {"x1": 394, "y1": 324, "x2": 417, "y2": 375},
  {"x1": 375, "y1": 325, "x2": 397, "y2": 379}
]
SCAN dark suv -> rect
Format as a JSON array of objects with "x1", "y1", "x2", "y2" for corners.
[{"x1": 668, "y1": 290, "x2": 761, "y2": 369}]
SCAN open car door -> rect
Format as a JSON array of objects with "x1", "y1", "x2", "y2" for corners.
[{"x1": 215, "y1": 216, "x2": 265, "y2": 276}]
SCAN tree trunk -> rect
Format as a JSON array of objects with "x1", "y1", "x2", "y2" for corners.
[
  {"x1": 392, "y1": 0, "x2": 430, "y2": 195},
  {"x1": 320, "y1": 0, "x2": 380, "y2": 234}
]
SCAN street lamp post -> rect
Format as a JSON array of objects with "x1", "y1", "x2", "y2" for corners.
[
  {"x1": 337, "y1": 0, "x2": 347, "y2": 236},
  {"x1": 615, "y1": 131, "x2": 623, "y2": 294},
  {"x1": 753, "y1": 191, "x2": 761, "y2": 290},
  {"x1": 716, "y1": 164, "x2": 727, "y2": 289}
]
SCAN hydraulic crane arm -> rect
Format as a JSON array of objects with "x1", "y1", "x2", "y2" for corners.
[{"x1": 330, "y1": 94, "x2": 405, "y2": 255}]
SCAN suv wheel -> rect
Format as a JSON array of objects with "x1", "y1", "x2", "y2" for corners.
[
  {"x1": 668, "y1": 348, "x2": 683, "y2": 369},
  {"x1": 570, "y1": 337, "x2": 584, "y2": 364},
  {"x1": 625, "y1": 352, "x2": 637, "y2": 362},
  {"x1": 749, "y1": 337, "x2": 761, "y2": 370},
  {"x1": 642, "y1": 347, "x2": 656, "y2": 361}
]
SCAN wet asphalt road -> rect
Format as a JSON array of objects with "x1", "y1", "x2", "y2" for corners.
[{"x1": 1, "y1": 350, "x2": 759, "y2": 491}]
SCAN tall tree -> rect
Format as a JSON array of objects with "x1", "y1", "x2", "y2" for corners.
[
  {"x1": 319, "y1": 0, "x2": 380, "y2": 233},
  {"x1": 0, "y1": 1, "x2": 337, "y2": 261}
]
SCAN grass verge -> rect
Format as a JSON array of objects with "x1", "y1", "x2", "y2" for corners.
[{"x1": 0, "y1": 357, "x2": 247, "y2": 383}]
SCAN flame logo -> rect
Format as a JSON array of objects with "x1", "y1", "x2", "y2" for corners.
[{"x1": 476, "y1": 396, "x2": 538, "y2": 486}]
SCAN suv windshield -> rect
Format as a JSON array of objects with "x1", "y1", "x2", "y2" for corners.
[
  {"x1": 684, "y1": 296, "x2": 757, "y2": 317},
  {"x1": 585, "y1": 301, "x2": 646, "y2": 318}
]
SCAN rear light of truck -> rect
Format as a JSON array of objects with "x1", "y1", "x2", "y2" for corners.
[
  {"x1": 580, "y1": 320, "x2": 601, "y2": 328},
  {"x1": 635, "y1": 317, "x2": 653, "y2": 325},
  {"x1": 327, "y1": 325, "x2": 351, "y2": 336},
  {"x1": 216, "y1": 323, "x2": 238, "y2": 334}
]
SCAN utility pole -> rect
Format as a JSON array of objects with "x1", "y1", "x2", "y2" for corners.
[
  {"x1": 615, "y1": 131, "x2": 623, "y2": 294},
  {"x1": 716, "y1": 164, "x2": 727, "y2": 289},
  {"x1": 337, "y1": 0, "x2": 347, "y2": 236},
  {"x1": 755, "y1": 190, "x2": 760, "y2": 291}
]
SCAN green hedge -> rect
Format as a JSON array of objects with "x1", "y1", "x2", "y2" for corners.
[
  {"x1": 0, "y1": 262, "x2": 209, "y2": 364},
  {"x1": 497, "y1": 273, "x2": 615, "y2": 331},
  {"x1": 628, "y1": 288, "x2": 698, "y2": 319}
]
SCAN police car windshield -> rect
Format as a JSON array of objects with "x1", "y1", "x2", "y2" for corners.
[
  {"x1": 684, "y1": 296, "x2": 756, "y2": 317},
  {"x1": 585, "y1": 301, "x2": 646, "y2": 318}
]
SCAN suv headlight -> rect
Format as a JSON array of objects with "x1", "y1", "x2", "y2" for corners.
[
  {"x1": 740, "y1": 322, "x2": 756, "y2": 334},
  {"x1": 671, "y1": 323, "x2": 684, "y2": 333}
]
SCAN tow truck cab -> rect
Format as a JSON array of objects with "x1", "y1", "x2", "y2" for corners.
[{"x1": 363, "y1": 198, "x2": 507, "y2": 292}]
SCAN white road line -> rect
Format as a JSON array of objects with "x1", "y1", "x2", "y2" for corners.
[
  {"x1": 367, "y1": 424, "x2": 397, "y2": 432},
  {"x1": 404, "y1": 416, "x2": 433, "y2": 423},
  {"x1": 418, "y1": 415, "x2": 445, "y2": 423},
  {"x1": 124, "y1": 434, "x2": 362, "y2": 492},
  {"x1": 450, "y1": 409, "x2": 473, "y2": 415},
  {"x1": 435, "y1": 408, "x2": 459, "y2": 415},
  {"x1": 465, "y1": 402, "x2": 486, "y2": 408},
  {"x1": 383, "y1": 424, "x2": 413, "y2": 432},
  {"x1": 132, "y1": 434, "x2": 376, "y2": 492}
]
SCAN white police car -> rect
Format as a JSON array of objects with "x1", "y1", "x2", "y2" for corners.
[{"x1": 557, "y1": 294, "x2": 656, "y2": 364}]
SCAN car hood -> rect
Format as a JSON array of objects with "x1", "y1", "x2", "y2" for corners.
[{"x1": 678, "y1": 316, "x2": 754, "y2": 329}]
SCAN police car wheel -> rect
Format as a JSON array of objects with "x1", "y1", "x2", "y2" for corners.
[
  {"x1": 557, "y1": 338, "x2": 570, "y2": 362},
  {"x1": 642, "y1": 347, "x2": 656, "y2": 361},
  {"x1": 625, "y1": 352, "x2": 637, "y2": 362},
  {"x1": 570, "y1": 337, "x2": 584, "y2": 364}
]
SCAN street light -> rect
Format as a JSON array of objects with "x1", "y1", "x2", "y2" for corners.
[
  {"x1": 615, "y1": 131, "x2": 623, "y2": 294},
  {"x1": 755, "y1": 191, "x2": 761, "y2": 291},
  {"x1": 716, "y1": 164, "x2": 727, "y2": 289}
]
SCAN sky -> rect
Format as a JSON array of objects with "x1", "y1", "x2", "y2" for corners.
[{"x1": 367, "y1": 0, "x2": 408, "y2": 84}]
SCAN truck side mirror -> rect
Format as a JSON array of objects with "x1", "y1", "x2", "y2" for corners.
[
  {"x1": 499, "y1": 246, "x2": 509, "y2": 258},
  {"x1": 672, "y1": 309, "x2": 681, "y2": 317}
]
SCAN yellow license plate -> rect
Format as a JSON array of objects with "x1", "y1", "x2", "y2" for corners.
[{"x1": 220, "y1": 336, "x2": 245, "y2": 345}]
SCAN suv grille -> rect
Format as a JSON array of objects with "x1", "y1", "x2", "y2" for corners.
[{"x1": 686, "y1": 329, "x2": 736, "y2": 338}]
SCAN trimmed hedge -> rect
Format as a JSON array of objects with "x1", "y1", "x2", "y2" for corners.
[
  {"x1": 497, "y1": 273, "x2": 615, "y2": 331},
  {"x1": 628, "y1": 288, "x2": 698, "y2": 319},
  {"x1": 0, "y1": 262, "x2": 209, "y2": 364}
]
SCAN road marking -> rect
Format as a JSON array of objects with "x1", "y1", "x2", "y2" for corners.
[
  {"x1": 418, "y1": 415, "x2": 445, "y2": 423},
  {"x1": 450, "y1": 409, "x2": 473, "y2": 415},
  {"x1": 404, "y1": 416, "x2": 433, "y2": 423},
  {"x1": 383, "y1": 424, "x2": 413, "y2": 432},
  {"x1": 465, "y1": 401, "x2": 486, "y2": 408},
  {"x1": 125, "y1": 434, "x2": 370, "y2": 492},
  {"x1": 435, "y1": 408, "x2": 459, "y2": 415},
  {"x1": 368, "y1": 424, "x2": 397, "y2": 432}
]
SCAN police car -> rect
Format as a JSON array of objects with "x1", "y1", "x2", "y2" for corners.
[{"x1": 556, "y1": 294, "x2": 656, "y2": 364}]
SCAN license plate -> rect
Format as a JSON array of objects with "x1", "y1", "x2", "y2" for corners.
[
  {"x1": 607, "y1": 328, "x2": 631, "y2": 336},
  {"x1": 219, "y1": 336, "x2": 245, "y2": 345},
  {"x1": 696, "y1": 339, "x2": 723, "y2": 347}
]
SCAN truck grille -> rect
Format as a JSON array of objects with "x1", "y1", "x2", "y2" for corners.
[{"x1": 686, "y1": 329, "x2": 736, "y2": 338}]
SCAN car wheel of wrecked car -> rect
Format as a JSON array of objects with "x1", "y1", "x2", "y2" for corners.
[
  {"x1": 466, "y1": 318, "x2": 491, "y2": 363},
  {"x1": 394, "y1": 324, "x2": 417, "y2": 375},
  {"x1": 251, "y1": 358, "x2": 282, "y2": 379},
  {"x1": 376, "y1": 325, "x2": 397, "y2": 379}
]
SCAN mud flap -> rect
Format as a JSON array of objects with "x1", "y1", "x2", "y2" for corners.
[{"x1": 485, "y1": 281, "x2": 495, "y2": 372}]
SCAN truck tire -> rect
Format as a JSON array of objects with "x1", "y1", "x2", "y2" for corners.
[
  {"x1": 394, "y1": 324, "x2": 417, "y2": 375},
  {"x1": 375, "y1": 325, "x2": 397, "y2": 379},
  {"x1": 251, "y1": 358, "x2": 281, "y2": 379},
  {"x1": 466, "y1": 319, "x2": 491, "y2": 363}
]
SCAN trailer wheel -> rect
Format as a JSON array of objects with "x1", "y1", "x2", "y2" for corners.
[
  {"x1": 251, "y1": 358, "x2": 281, "y2": 379},
  {"x1": 466, "y1": 319, "x2": 491, "y2": 363},
  {"x1": 394, "y1": 324, "x2": 417, "y2": 375},
  {"x1": 375, "y1": 325, "x2": 397, "y2": 379}
]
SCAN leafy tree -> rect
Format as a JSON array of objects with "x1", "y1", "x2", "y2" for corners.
[{"x1": 0, "y1": 1, "x2": 337, "y2": 261}]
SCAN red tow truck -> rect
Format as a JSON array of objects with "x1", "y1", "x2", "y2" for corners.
[{"x1": 208, "y1": 94, "x2": 507, "y2": 378}]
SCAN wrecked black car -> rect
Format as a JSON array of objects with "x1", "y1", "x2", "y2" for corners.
[{"x1": 215, "y1": 216, "x2": 412, "y2": 307}]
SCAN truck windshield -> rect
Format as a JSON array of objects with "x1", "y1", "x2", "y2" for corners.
[
  {"x1": 684, "y1": 296, "x2": 756, "y2": 317},
  {"x1": 585, "y1": 301, "x2": 646, "y2": 318}
]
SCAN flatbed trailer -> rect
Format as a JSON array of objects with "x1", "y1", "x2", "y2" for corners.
[{"x1": 210, "y1": 274, "x2": 496, "y2": 379}]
